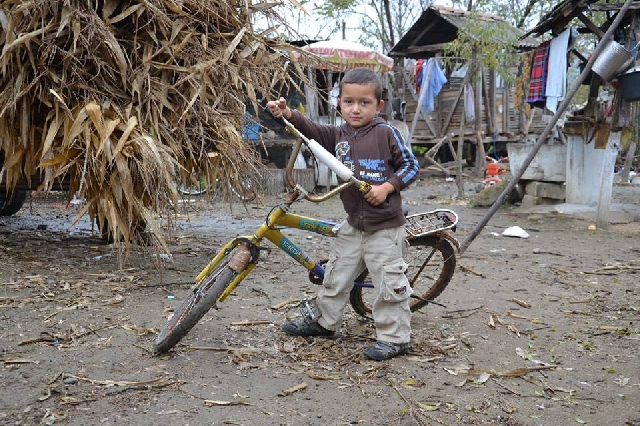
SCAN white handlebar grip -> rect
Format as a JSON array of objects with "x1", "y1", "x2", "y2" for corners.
[{"x1": 306, "y1": 139, "x2": 354, "y2": 181}]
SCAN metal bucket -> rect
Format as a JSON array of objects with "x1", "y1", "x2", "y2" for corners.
[
  {"x1": 591, "y1": 39, "x2": 633, "y2": 82},
  {"x1": 618, "y1": 68, "x2": 640, "y2": 102}
]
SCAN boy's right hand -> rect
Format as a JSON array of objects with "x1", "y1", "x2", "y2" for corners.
[{"x1": 266, "y1": 97, "x2": 292, "y2": 120}]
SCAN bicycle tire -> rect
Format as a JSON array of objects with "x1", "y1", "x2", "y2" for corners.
[
  {"x1": 0, "y1": 190, "x2": 29, "y2": 216},
  {"x1": 154, "y1": 253, "x2": 238, "y2": 354},
  {"x1": 177, "y1": 183, "x2": 208, "y2": 196},
  {"x1": 178, "y1": 178, "x2": 220, "y2": 198},
  {"x1": 349, "y1": 234, "x2": 457, "y2": 317}
]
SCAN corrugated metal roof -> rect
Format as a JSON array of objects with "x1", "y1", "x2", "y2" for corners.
[{"x1": 389, "y1": 5, "x2": 537, "y2": 59}]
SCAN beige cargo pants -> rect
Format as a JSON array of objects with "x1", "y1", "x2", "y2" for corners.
[{"x1": 316, "y1": 221, "x2": 412, "y2": 344}]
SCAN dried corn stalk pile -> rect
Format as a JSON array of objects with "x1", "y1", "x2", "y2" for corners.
[{"x1": 0, "y1": 0, "x2": 303, "y2": 248}]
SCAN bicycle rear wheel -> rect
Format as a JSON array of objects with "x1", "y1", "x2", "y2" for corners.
[
  {"x1": 349, "y1": 235, "x2": 457, "y2": 317},
  {"x1": 154, "y1": 249, "x2": 239, "y2": 354}
]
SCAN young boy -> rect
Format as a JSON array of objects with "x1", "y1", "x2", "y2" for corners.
[{"x1": 266, "y1": 67, "x2": 419, "y2": 361}]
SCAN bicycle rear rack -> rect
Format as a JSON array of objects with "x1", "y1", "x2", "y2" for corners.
[{"x1": 405, "y1": 209, "x2": 458, "y2": 238}]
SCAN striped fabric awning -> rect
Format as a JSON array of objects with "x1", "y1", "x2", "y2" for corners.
[{"x1": 294, "y1": 40, "x2": 394, "y2": 72}]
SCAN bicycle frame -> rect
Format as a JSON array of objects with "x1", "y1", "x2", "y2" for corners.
[
  {"x1": 153, "y1": 117, "x2": 461, "y2": 355},
  {"x1": 192, "y1": 117, "x2": 459, "y2": 306},
  {"x1": 193, "y1": 204, "x2": 361, "y2": 304}
]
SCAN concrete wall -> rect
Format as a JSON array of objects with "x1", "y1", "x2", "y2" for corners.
[
  {"x1": 507, "y1": 141, "x2": 567, "y2": 182},
  {"x1": 565, "y1": 133, "x2": 618, "y2": 205}
]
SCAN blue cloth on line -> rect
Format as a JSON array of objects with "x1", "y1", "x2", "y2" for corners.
[{"x1": 420, "y1": 58, "x2": 447, "y2": 114}]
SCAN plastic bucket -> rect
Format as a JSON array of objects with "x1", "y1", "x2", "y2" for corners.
[
  {"x1": 591, "y1": 39, "x2": 633, "y2": 81},
  {"x1": 617, "y1": 69, "x2": 640, "y2": 102}
]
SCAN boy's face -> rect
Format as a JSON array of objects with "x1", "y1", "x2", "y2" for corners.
[{"x1": 338, "y1": 83, "x2": 384, "y2": 128}]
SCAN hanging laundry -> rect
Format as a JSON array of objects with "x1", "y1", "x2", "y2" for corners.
[
  {"x1": 545, "y1": 27, "x2": 572, "y2": 113},
  {"x1": 514, "y1": 50, "x2": 534, "y2": 114},
  {"x1": 419, "y1": 58, "x2": 447, "y2": 114},
  {"x1": 463, "y1": 83, "x2": 475, "y2": 123},
  {"x1": 526, "y1": 40, "x2": 551, "y2": 109},
  {"x1": 415, "y1": 59, "x2": 424, "y2": 92}
]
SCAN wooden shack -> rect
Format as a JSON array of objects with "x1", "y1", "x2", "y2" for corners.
[{"x1": 388, "y1": 6, "x2": 542, "y2": 173}]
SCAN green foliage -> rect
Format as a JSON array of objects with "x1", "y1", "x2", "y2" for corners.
[
  {"x1": 445, "y1": 16, "x2": 520, "y2": 85},
  {"x1": 316, "y1": 0, "x2": 360, "y2": 19},
  {"x1": 448, "y1": 0, "x2": 555, "y2": 29},
  {"x1": 412, "y1": 145, "x2": 427, "y2": 156}
]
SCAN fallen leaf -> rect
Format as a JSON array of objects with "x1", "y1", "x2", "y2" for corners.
[
  {"x1": 203, "y1": 400, "x2": 251, "y2": 406},
  {"x1": 475, "y1": 372, "x2": 491, "y2": 384},
  {"x1": 1, "y1": 357, "x2": 40, "y2": 365},
  {"x1": 511, "y1": 298, "x2": 531, "y2": 308},
  {"x1": 229, "y1": 320, "x2": 272, "y2": 326},
  {"x1": 507, "y1": 324, "x2": 521, "y2": 336},
  {"x1": 507, "y1": 311, "x2": 528, "y2": 319},
  {"x1": 103, "y1": 294, "x2": 124, "y2": 305},
  {"x1": 306, "y1": 371, "x2": 339, "y2": 381},
  {"x1": 417, "y1": 402, "x2": 440, "y2": 411},
  {"x1": 60, "y1": 396, "x2": 81, "y2": 404},
  {"x1": 279, "y1": 382, "x2": 308, "y2": 396},
  {"x1": 270, "y1": 299, "x2": 300, "y2": 310}
]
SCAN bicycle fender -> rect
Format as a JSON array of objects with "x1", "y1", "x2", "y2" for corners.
[{"x1": 437, "y1": 230, "x2": 460, "y2": 252}]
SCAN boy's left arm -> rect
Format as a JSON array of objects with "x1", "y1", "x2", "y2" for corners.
[
  {"x1": 386, "y1": 131, "x2": 420, "y2": 193},
  {"x1": 364, "y1": 127, "x2": 419, "y2": 206}
]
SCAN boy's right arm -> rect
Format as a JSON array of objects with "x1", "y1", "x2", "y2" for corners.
[{"x1": 266, "y1": 98, "x2": 337, "y2": 149}]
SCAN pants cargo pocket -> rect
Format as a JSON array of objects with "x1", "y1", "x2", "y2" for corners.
[
  {"x1": 321, "y1": 253, "x2": 340, "y2": 291},
  {"x1": 381, "y1": 258, "x2": 411, "y2": 302}
]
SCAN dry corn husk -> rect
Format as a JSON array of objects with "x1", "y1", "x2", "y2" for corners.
[{"x1": 0, "y1": 0, "x2": 308, "y2": 252}]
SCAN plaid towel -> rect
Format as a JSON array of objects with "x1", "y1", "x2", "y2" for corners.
[{"x1": 526, "y1": 40, "x2": 551, "y2": 108}]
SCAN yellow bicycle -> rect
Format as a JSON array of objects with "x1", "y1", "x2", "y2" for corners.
[{"x1": 154, "y1": 119, "x2": 459, "y2": 354}]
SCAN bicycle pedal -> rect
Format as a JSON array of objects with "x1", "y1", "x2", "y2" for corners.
[{"x1": 299, "y1": 299, "x2": 321, "y2": 323}]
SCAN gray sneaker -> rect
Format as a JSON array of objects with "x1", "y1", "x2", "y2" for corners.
[
  {"x1": 363, "y1": 341, "x2": 409, "y2": 361},
  {"x1": 281, "y1": 317, "x2": 334, "y2": 337}
]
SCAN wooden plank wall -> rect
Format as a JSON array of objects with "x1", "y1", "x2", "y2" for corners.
[{"x1": 402, "y1": 75, "x2": 548, "y2": 145}]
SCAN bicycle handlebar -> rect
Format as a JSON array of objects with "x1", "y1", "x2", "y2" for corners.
[{"x1": 275, "y1": 117, "x2": 372, "y2": 203}]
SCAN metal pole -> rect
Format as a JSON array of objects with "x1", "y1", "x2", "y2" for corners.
[{"x1": 458, "y1": 0, "x2": 635, "y2": 255}]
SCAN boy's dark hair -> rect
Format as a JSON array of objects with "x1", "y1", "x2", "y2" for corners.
[{"x1": 339, "y1": 67, "x2": 382, "y2": 101}]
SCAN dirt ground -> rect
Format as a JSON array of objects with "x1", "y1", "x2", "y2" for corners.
[{"x1": 1, "y1": 175, "x2": 639, "y2": 426}]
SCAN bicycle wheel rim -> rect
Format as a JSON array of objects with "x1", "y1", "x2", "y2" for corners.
[
  {"x1": 177, "y1": 182, "x2": 208, "y2": 196},
  {"x1": 154, "y1": 252, "x2": 237, "y2": 354},
  {"x1": 349, "y1": 235, "x2": 456, "y2": 317}
]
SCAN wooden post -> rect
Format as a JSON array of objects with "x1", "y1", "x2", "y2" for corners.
[
  {"x1": 596, "y1": 132, "x2": 620, "y2": 229},
  {"x1": 305, "y1": 67, "x2": 318, "y2": 121},
  {"x1": 474, "y1": 57, "x2": 487, "y2": 174},
  {"x1": 456, "y1": 101, "x2": 466, "y2": 198},
  {"x1": 621, "y1": 102, "x2": 637, "y2": 183}
]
